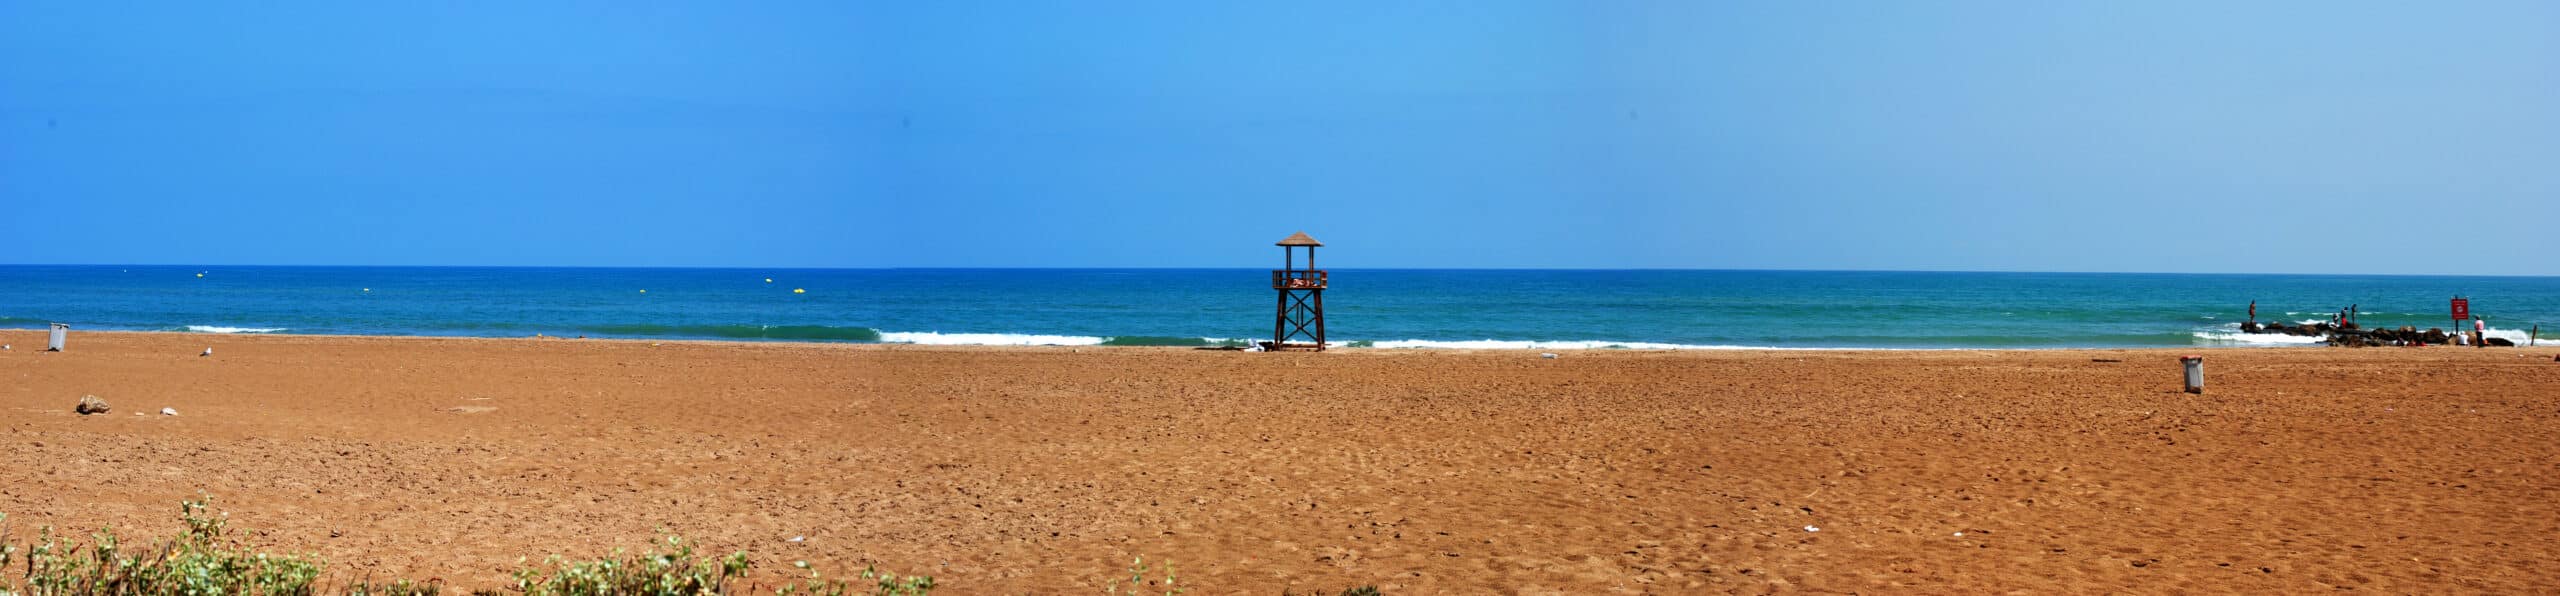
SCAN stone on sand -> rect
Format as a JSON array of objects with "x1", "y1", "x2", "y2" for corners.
[{"x1": 76, "y1": 395, "x2": 111, "y2": 415}]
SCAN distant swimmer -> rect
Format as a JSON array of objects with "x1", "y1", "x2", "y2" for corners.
[{"x1": 766, "y1": 278, "x2": 774, "y2": 283}]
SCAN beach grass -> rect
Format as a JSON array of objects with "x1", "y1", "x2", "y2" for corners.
[{"x1": 0, "y1": 498, "x2": 934, "y2": 596}]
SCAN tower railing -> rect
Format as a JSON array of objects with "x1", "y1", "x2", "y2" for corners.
[{"x1": 1272, "y1": 269, "x2": 1328, "y2": 289}]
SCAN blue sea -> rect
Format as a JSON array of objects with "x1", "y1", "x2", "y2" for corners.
[{"x1": 1, "y1": 266, "x2": 2553, "y2": 349}]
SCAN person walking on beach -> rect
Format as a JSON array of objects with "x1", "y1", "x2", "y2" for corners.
[{"x1": 2475, "y1": 316, "x2": 2488, "y2": 348}]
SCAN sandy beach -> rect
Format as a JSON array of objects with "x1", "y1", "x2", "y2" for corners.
[{"x1": 4, "y1": 330, "x2": 2557, "y2": 592}]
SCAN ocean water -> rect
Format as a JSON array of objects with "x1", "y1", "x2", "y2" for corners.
[{"x1": 1, "y1": 266, "x2": 2554, "y2": 349}]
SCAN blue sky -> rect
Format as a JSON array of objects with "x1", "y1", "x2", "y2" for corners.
[{"x1": 4, "y1": 2, "x2": 2553, "y2": 273}]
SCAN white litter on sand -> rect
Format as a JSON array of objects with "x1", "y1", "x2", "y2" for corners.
[
  {"x1": 1804, "y1": 525, "x2": 1820, "y2": 532},
  {"x1": 162, "y1": 407, "x2": 179, "y2": 416},
  {"x1": 1540, "y1": 353, "x2": 1559, "y2": 359}
]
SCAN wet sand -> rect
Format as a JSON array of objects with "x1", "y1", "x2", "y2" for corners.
[{"x1": 4, "y1": 330, "x2": 2557, "y2": 593}]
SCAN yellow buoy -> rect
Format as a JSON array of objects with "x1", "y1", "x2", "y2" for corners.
[
  {"x1": 793, "y1": 288, "x2": 806, "y2": 294},
  {"x1": 196, "y1": 272, "x2": 205, "y2": 278},
  {"x1": 362, "y1": 288, "x2": 371, "y2": 292},
  {"x1": 639, "y1": 289, "x2": 648, "y2": 294}
]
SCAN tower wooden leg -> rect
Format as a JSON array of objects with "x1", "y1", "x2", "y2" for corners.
[
  {"x1": 1274, "y1": 290, "x2": 1288, "y2": 348},
  {"x1": 1313, "y1": 290, "x2": 1326, "y2": 351}
]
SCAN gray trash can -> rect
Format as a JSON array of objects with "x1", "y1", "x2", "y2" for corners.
[
  {"x1": 2180, "y1": 355, "x2": 2203, "y2": 394},
  {"x1": 47, "y1": 323, "x2": 69, "y2": 351}
]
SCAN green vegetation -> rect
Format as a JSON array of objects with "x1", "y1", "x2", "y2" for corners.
[
  {"x1": 770, "y1": 561, "x2": 933, "y2": 596},
  {"x1": 506, "y1": 536, "x2": 753, "y2": 595},
  {"x1": 2, "y1": 500, "x2": 1378, "y2": 595},
  {"x1": 1, "y1": 499, "x2": 324, "y2": 595},
  {"x1": 0, "y1": 498, "x2": 936, "y2": 596},
  {"x1": 1105, "y1": 556, "x2": 1178, "y2": 596}
]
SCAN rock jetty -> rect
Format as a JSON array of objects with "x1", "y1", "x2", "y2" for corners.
[{"x1": 2240, "y1": 320, "x2": 2477, "y2": 348}]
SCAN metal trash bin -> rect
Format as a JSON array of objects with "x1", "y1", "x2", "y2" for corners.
[
  {"x1": 47, "y1": 323, "x2": 69, "y2": 352},
  {"x1": 2179, "y1": 354, "x2": 2204, "y2": 394}
]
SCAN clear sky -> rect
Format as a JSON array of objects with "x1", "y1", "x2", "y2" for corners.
[{"x1": 4, "y1": 2, "x2": 2553, "y2": 274}]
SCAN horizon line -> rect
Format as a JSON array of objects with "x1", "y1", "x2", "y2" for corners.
[{"x1": 2, "y1": 262, "x2": 2552, "y2": 280}]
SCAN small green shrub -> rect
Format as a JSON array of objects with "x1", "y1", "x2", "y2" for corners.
[
  {"x1": 508, "y1": 536, "x2": 753, "y2": 596},
  {"x1": 772, "y1": 561, "x2": 934, "y2": 596},
  {"x1": 0, "y1": 499, "x2": 934, "y2": 596},
  {"x1": 0, "y1": 497, "x2": 325, "y2": 595},
  {"x1": 510, "y1": 537, "x2": 941, "y2": 596},
  {"x1": 1105, "y1": 556, "x2": 1179, "y2": 596},
  {"x1": 340, "y1": 578, "x2": 445, "y2": 596}
]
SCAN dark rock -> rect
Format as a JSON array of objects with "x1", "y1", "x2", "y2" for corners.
[
  {"x1": 75, "y1": 395, "x2": 111, "y2": 415},
  {"x1": 2485, "y1": 337, "x2": 2515, "y2": 347},
  {"x1": 2370, "y1": 328, "x2": 2420, "y2": 344},
  {"x1": 2240, "y1": 321, "x2": 2263, "y2": 333},
  {"x1": 2328, "y1": 334, "x2": 2382, "y2": 348}
]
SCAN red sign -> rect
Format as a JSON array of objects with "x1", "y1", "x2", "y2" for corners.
[{"x1": 2452, "y1": 298, "x2": 2470, "y2": 321}]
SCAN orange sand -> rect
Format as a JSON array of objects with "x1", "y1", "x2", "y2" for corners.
[{"x1": 4, "y1": 330, "x2": 2558, "y2": 592}]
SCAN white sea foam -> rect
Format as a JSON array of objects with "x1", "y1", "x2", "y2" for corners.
[
  {"x1": 1358, "y1": 339, "x2": 1844, "y2": 351},
  {"x1": 868, "y1": 333, "x2": 1833, "y2": 349},
  {"x1": 876, "y1": 331, "x2": 1104, "y2": 346},
  {"x1": 184, "y1": 325, "x2": 286, "y2": 334},
  {"x1": 2192, "y1": 325, "x2": 2326, "y2": 345},
  {"x1": 2485, "y1": 328, "x2": 2547, "y2": 345}
]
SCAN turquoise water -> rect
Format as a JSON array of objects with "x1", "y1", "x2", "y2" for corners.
[{"x1": 1, "y1": 266, "x2": 2553, "y2": 349}]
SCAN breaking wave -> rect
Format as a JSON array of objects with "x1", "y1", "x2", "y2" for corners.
[
  {"x1": 870, "y1": 332, "x2": 1250, "y2": 347},
  {"x1": 2486, "y1": 328, "x2": 2547, "y2": 345},
  {"x1": 1357, "y1": 339, "x2": 1842, "y2": 350},
  {"x1": 2192, "y1": 323, "x2": 2328, "y2": 345},
  {"x1": 1099, "y1": 336, "x2": 1251, "y2": 347},
  {"x1": 184, "y1": 325, "x2": 287, "y2": 334},
  {"x1": 576, "y1": 324, "x2": 882, "y2": 341},
  {"x1": 875, "y1": 331, "x2": 1104, "y2": 346}
]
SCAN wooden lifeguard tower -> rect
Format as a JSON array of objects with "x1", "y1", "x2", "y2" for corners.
[{"x1": 1270, "y1": 231, "x2": 1327, "y2": 351}]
